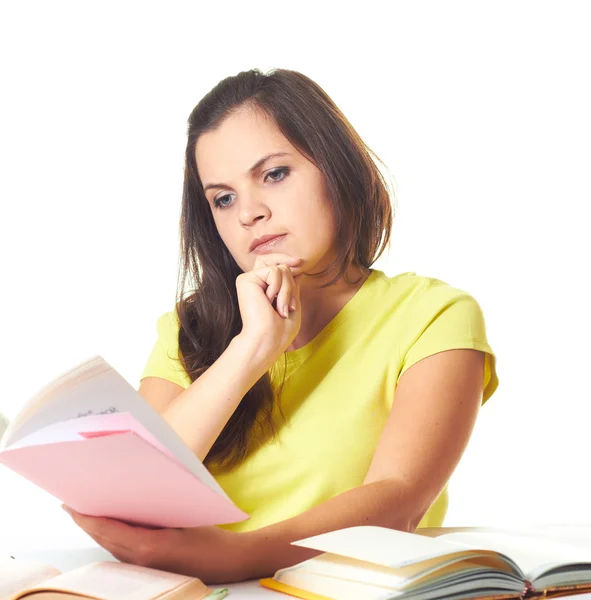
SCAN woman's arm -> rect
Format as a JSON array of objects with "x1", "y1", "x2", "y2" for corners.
[
  {"x1": 63, "y1": 348, "x2": 487, "y2": 584},
  {"x1": 239, "y1": 348, "x2": 485, "y2": 578},
  {"x1": 158, "y1": 334, "x2": 274, "y2": 461},
  {"x1": 145, "y1": 255, "x2": 302, "y2": 461}
]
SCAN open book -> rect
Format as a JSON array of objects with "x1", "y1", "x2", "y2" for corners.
[
  {"x1": 0, "y1": 355, "x2": 248, "y2": 528},
  {"x1": 0, "y1": 558, "x2": 227, "y2": 599},
  {"x1": 260, "y1": 525, "x2": 591, "y2": 599}
]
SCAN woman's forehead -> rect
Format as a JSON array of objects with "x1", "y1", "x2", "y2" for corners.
[
  {"x1": 195, "y1": 111, "x2": 296, "y2": 182},
  {"x1": 200, "y1": 107, "x2": 282, "y2": 150}
]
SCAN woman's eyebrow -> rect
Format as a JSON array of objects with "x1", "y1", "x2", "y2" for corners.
[{"x1": 203, "y1": 152, "x2": 292, "y2": 192}]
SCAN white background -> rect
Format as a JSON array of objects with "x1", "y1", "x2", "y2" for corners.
[{"x1": 1, "y1": 0, "x2": 590, "y2": 552}]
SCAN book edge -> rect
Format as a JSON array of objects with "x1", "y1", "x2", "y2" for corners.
[{"x1": 260, "y1": 577, "x2": 333, "y2": 600}]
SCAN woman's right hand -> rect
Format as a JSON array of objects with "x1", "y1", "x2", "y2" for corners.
[{"x1": 235, "y1": 252, "x2": 304, "y2": 365}]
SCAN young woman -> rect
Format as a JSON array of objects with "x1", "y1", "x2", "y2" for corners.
[{"x1": 63, "y1": 68, "x2": 499, "y2": 584}]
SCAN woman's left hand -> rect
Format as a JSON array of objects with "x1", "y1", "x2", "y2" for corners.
[{"x1": 62, "y1": 505, "x2": 251, "y2": 584}]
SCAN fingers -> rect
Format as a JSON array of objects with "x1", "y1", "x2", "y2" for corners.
[
  {"x1": 276, "y1": 265, "x2": 296, "y2": 319},
  {"x1": 248, "y1": 264, "x2": 302, "y2": 289},
  {"x1": 237, "y1": 252, "x2": 303, "y2": 319},
  {"x1": 252, "y1": 253, "x2": 301, "y2": 271},
  {"x1": 291, "y1": 273, "x2": 303, "y2": 311},
  {"x1": 248, "y1": 264, "x2": 300, "y2": 318},
  {"x1": 265, "y1": 265, "x2": 283, "y2": 302},
  {"x1": 62, "y1": 504, "x2": 161, "y2": 564}
]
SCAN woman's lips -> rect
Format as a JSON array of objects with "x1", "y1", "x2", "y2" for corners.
[{"x1": 251, "y1": 234, "x2": 287, "y2": 254}]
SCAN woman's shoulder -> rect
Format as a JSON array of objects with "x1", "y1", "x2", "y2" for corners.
[
  {"x1": 150, "y1": 308, "x2": 183, "y2": 345},
  {"x1": 374, "y1": 269, "x2": 474, "y2": 303},
  {"x1": 370, "y1": 269, "x2": 487, "y2": 329},
  {"x1": 156, "y1": 308, "x2": 181, "y2": 327}
]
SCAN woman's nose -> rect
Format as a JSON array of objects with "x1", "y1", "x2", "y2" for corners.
[{"x1": 238, "y1": 193, "x2": 271, "y2": 227}]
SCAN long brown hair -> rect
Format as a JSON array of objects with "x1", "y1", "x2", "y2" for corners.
[{"x1": 175, "y1": 68, "x2": 394, "y2": 471}]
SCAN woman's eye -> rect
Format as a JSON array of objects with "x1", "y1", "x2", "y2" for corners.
[
  {"x1": 214, "y1": 194, "x2": 234, "y2": 209},
  {"x1": 265, "y1": 166, "x2": 290, "y2": 183},
  {"x1": 212, "y1": 167, "x2": 290, "y2": 210}
]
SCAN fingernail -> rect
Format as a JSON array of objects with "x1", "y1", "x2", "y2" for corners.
[
  {"x1": 61, "y1": 504, "x2": 71, "y2": 514},
  {"x1": 283, "y1": 305, "x2": 289, "y2": 318}
]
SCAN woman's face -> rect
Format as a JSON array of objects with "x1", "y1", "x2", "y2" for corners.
[{"x1": 195, "y1": 106, "x2": 337, "y2": 274}]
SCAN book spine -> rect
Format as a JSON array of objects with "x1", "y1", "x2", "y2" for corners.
[{"x1": 522, "y1": 580, "x2": 543, "y2": 599}]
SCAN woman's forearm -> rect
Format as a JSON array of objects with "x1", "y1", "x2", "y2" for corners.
[
  {"x1": 241, "y1": 478, "x2": 424, "y2": 579},
  {"x1": 162, "y1": 334, "x2": 274, "y2": 460}
]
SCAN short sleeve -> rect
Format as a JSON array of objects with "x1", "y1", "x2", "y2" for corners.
[
  {"x1": 140, "y1": 311, "x2": 192, "y2": 389},
  {"x1": 398, "y1": 283, "x2": 499, "y2": 406}
]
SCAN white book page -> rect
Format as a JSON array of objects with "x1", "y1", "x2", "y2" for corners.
[
  {"x1": 439, "y1": 531, "x2": 591, "y2": 577},
  {"x1": 292, "y1": 526, "x2": 473, "y2": 568},
  {"x1": 0, "y1": 558, "x2": 60, "y2": 599},
  {"x1": 277, "y1": 568, "x2": 399, "y2": 600},
  {"x1": 7, "y1": 413, "x2": 169, "y2": 459},
  {"x1": 1, "y1": 356, "x2": 226, "y2": 497},
  {"x1": 277, "y1": 551, "x2": 522, "y2": 593},
  {"x1": 278, "y1": 553, "x2": 411, "y2": 591},
  {"x1": 1, "y1": 355, "x2": 103, "y2": 447},
  {"x1": 21, "y1": 561, "x2": 199, "y2": 600},
  {"x1": 6, "y1": 416, "x2": 110, "y2": 449}
]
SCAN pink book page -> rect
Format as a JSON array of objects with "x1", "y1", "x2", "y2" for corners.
[
  {"x1": 6, "y1": 412, "x2": 175, "y2": 461},
  {"x1": 75, "y1": 412, "x2": 176, "y2": 460},
  {"x1": 0, "y1": 432, "x2": 249, "y2": 528}
]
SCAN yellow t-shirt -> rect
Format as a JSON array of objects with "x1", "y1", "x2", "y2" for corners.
[{"x1": 140, "y1": 270, "x2": 499, "y2": 531}]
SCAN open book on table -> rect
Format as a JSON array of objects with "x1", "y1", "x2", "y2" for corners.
[
  {"x1": 0, "y1": 558, "x2": 227, "y2": 600},
  {"x1": 0, "y1": 355, "x2": 248, "y2": 528},
  {"x1": 260, "y1": 525, "x2": 591, "y2": 599}
]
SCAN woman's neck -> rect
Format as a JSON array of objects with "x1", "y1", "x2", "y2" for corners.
[{"x1": 287, "y1": 264, "x2": 371, "y2": 352}]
